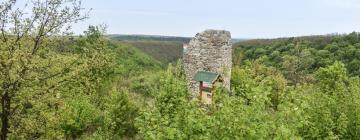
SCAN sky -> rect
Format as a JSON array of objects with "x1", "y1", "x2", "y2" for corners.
[{"x1": 63, "y1": 0, "x2": 360, "y2": 38}]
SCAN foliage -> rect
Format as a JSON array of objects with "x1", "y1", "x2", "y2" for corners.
[
  {"x1": 107, "y1": 90, "x2": 139, "y2": 137},
  {"x1": 234, "y1": 32, "x2": 360, "y2": 84},
  {"x1": 0, "y1": 0, "x2": 88, "y2": 139},
  {"x1": 136, "y1": 61, "x2": 360, "y2": 139},
  {"x1": 2, "y1": 1, "x2": 360, "y2": 139},
  {"x1": 60, "y1": 96, "x2": 100, "y2": 139},
  {"x1": 135, "y1": 62, "x2": 207, "y2": 139},
  {"x1": 122, "y1": 40, "x2": 185, "y2": 63}
]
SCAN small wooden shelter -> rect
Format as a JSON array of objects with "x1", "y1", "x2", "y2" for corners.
[{"x1": 193, "y1": 71, "x2": 223, "y2": 104}]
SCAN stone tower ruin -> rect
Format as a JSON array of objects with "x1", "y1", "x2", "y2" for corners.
[{"x1": 183, "y1": 29, "x2": 232, "y2": 96}]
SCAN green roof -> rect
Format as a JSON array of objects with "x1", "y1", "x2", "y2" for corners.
[{"x1": 193, "y1": 71, "x2": 220, "y2": 83}]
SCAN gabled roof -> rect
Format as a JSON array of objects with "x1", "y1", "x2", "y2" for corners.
[{"x1": 193, "y1": 71, "x2": 220, "y2": 83}]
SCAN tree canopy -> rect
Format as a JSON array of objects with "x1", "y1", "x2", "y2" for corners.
[{"x1": 1, "y1": 0, "x2": 360, "y2": 139}]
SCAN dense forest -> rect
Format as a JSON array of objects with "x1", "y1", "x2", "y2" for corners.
[
  {"x1": 108, "y1": 35, "x2": 191, "y2": 42},
  {"x1": 1, "y1": 0, "x2": 360, "y2": 139},
  {"x1": 233, "y1": 33, "x2": 360, "y2": 84},
  {"x1": 108, "y1": 35, "x2": 187, "y2": 63},
  {"x1": 109, "y1": 35, "x2": 245, "y2": 63},
  {"x1": 117, "y1": 40, "x2": 184, "y2": 63}
]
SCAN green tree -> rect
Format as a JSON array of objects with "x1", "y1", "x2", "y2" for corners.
[
  {"x1": 136, "y1": 62, "x2": 208, "y2": 139},
  {"x1": 0, "y1": 0, "x2": 87, "y2": 139},
  {"x1": 298, "y1": 62, "x2": 360, "y2": 139},
  {"x1": 315, "y1": 61, "x2": 348, "y2": 94},
  {"x1": 60, "y1": 96, "x2": 100, "y2": 139},
  {"x1": 103, "y1": 90, "x2": 139, "y2": 138}
]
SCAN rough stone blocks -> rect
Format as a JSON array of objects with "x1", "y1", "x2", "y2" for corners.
[{"x1": 183, "y1": 29, "x2": 232, "y2": 96}]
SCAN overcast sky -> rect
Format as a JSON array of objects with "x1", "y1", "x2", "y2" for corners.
[{"x1": 70, "y1": 0, "x2": 360, "y2": 38}]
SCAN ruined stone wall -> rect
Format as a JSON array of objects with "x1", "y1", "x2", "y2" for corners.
[{"x1": 183, "y1": 30, "x2": 232, "y2": 96}]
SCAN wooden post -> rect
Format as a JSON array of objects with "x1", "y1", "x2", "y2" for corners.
[{"x1": 199, "y1": 81, "x2": 203, "y2": 101}]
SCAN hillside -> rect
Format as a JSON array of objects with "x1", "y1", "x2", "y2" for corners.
[
  {"x1": 109, "y1": 35, "x2": 246, "y2": 63},
  {"x1": 107, "y1": 35, "x2": 188, "y2": 63},
  {"x1": 122, "y1": 40, "x2": 184, "y2": 63},
  {"x1": 4, "y1": 0, "x2": 360, "y2": 139},
  {"x1": 233, "y1": 32, "x2": 360, "y2": 84},
  {"x1": 107, "y1": 34, "x2": 191, "y2": 42}
]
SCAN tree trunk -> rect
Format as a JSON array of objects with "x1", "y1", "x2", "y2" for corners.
[{"x1": 1, "y1": 92, "x2": 10, "y2": 140}]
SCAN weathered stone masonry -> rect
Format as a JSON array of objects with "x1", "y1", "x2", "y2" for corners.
[{"x1": 183, "y1": 30, "x2": 232, "y2": 96}]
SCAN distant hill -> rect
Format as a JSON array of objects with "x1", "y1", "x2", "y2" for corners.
[
  {"x1": 233, "y1": 32, "x2": 360, "y2": 78},
  {"x1": 107, "y1": 35, "x2": 186, "y2": 63},
  {"x1": 233, "y1": 35, "x2": 334, "y2": 47},
  {"x1": 108, "y1": 34, "x2": 245, "y2": 43},
  {"x1": 107, "y1": 34, "x2": 191, "y2": 42},
  {"x1": 108, "y1": 34, "x2": 246, "y2": 63},
  {"x1": 232, "y1": 38, "x2": 248, "y2": 43},
  {"x1": 122, "y1": 40, "x2": 184, "y2": 63}
]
